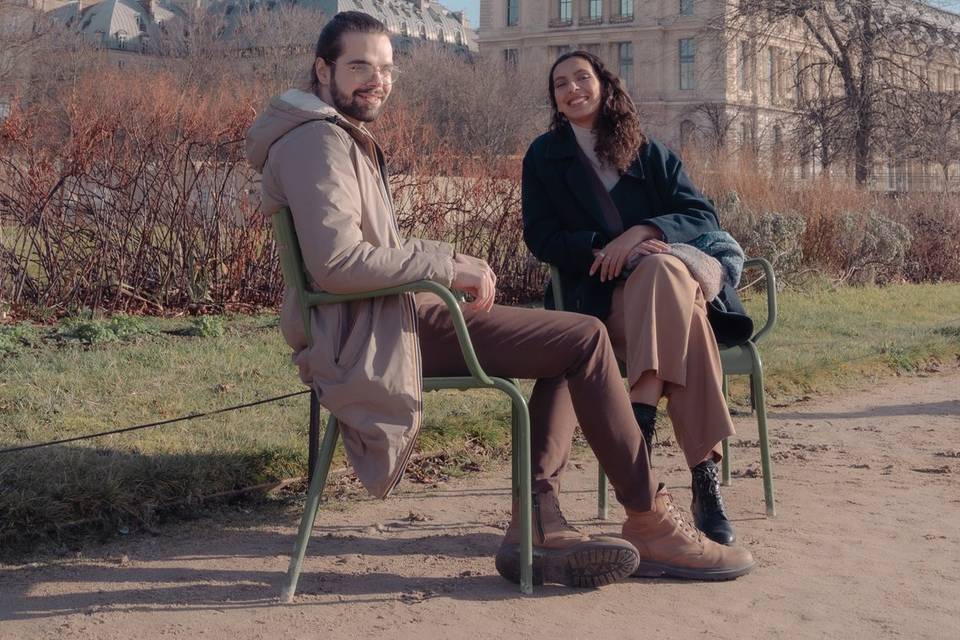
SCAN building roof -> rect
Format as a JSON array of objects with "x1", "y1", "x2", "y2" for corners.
[
  {"x1": 47, "y1": 0, "x2": 477, "y2": 53},
  {"x1": 48, "y1": 0, "x2": 184, "y2": 50},
  {"x1": 208, "y1": 0, "x2": 476, "y2": 51}
]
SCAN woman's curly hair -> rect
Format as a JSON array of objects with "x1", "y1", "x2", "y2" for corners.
[{"x1": 548, "y1": 51, "x2": 646, "y2": 173}]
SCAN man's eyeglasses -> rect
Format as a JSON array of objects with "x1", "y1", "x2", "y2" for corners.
[{"x1": 328, "y1": 61, "x2": 401, "y2": 85}]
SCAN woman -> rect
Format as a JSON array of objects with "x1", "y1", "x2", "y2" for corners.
[{"x1": 522, "y1": 51, "x2": 754, "y2": 545}]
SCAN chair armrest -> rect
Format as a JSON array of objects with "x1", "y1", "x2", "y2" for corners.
[
  {"x1": 548, "y1": 265, "x2": 565, "y2": 311},
  {"x1": 742, "y1": 257, "x2": 778, "y2": 344},
  {"x1": 271, "y1": 207, "x2": 492, "y2": 385},
  {"x1": 301, "y1": 281, "x2": 495, "y2": 387}
]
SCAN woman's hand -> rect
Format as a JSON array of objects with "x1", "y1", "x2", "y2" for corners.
[
  {"x1": 590, "y1": 225, "x2": 666, "y2": 282},
  {"x1": 452, "y1": 253, "x2": 497, "y2": 312}
]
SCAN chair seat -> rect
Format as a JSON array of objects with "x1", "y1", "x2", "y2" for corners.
[{"x1": 617, "y1": 346, "x2": 755, "y2": 379}]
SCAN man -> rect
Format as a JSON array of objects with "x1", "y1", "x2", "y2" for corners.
[{"x1": 245, "y1": 11, "x2": 755, "y2": 587}]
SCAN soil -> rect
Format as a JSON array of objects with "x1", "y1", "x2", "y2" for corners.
[{"x1": 2, "y1": 371, "x2": 959, "y2": 640}]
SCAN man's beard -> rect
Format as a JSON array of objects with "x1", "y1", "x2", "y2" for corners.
[{"x1": 330, "y1": 73, "x2": 386, "y2": 123}]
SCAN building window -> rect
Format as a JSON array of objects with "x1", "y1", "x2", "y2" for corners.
[
  {"x1": 559, "y1": 0, "x2": 572, "y2": 23},
  {"x1": 740, "y1": 121, "x2": 753, "y2": 149},
  {"x1": 400, "y1": 20, "x2": 409, "y2": 36},
  {"x1": 679, "y1": 38, "x2": 696, "y2": 90},
  {"x1": 437, "y1": 28, "x2": 446, "y2": 43},
  {"x1": 772, "y1": 125, "x2": 783, "y2": 168},
  {"x1": 618, "y1": 41, "x2": 634, "y2": 90},
  {"x1": 679, "y1": 0, "x2": 694, "y2": 16},
  {"x1": 507, "y1": 0, "x2": 519, "y2": 26},
  {"x1": 588, "y1": 0, "x2": 602, "y2": 20},
  {"x1": 738, "y1": 41, "x2": 750, "y2": 92},
  {"x1": 504, "y1": 48, "x2": 519, "y2": 68},
  {"x1": 618, "y1": 0, "x2": 634, "y2": 17},
  {"x1": 551, "y1": 45, "x2": 572, "y2": 60},
  {"x1": 0, "y1": 101, "x2": 10, "y2": 122},
  {"x1": 768, "y1": 47, "x2": 777, "y2": 102},
  {"x1": 582, "y1": 43, "x2": 601, "y2": 56}
]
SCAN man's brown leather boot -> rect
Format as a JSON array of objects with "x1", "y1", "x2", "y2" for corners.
[
  {"x1": 622, "y1": 485, "x2": 756, "y2": 580},
  {"x1": 495, "y1": 491, "x2": 639, "y2": 588}
]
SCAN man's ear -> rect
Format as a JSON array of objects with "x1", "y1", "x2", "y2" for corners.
[{"x1": 315, "y1": 58, "x2": 332, "y2": 86}]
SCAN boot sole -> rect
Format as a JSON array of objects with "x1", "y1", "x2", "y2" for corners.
[
  {"x1": 631, "y1": 558, "x2": 756, "y2": 581},
  {"x1": 496, "y1": 541, "x2": 640, "y2": 588}
]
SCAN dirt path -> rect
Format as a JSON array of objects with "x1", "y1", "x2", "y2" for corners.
[{"x1": 2, "y1": 371, "x2": 959, "y2": 640}]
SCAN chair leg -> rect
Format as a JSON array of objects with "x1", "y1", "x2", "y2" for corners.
[
  {"x1": 748, "y1": 345, "x2": 776, "y2": 517},
  {"x1": 721, "y1": 375, "x2": 731, "y2": 486},
  {"x1": 511, "y1": 407, "x2": 519, "y2": 505},
  {"x1": 308, "y1": 391, "x2": 321, "y2": 482},
  {"x1": 280, "y1": 414, "x2": 340, "y2": 603},
  {"x1": 496, "y1": 379, "x2": 533, "y2": 595}
]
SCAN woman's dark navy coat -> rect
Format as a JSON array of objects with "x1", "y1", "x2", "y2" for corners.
[{"x1": 521, "y1": 124, "x2": 753, "y2": 347}]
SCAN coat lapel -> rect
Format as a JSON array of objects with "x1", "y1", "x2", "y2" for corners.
[{"x1": 546, "y1": 125, "x2": 621, "y2": 236}]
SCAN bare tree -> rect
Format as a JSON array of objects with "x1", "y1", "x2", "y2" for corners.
[
  {"x1": 0, "y1": 1, "x2": 61, "y2": 99},
  {"x1": 688, "y1": 102, "x2": 749, "y2": 151},
  {"x1": 886, "y1": 85, "x2": 960, "y2": 189},
  {"x1": 392, "y1": 44, "x2": 547, "y2": 156},
  {"x1": 727, "y1": 0, "x2": 960, "y2": 185}
]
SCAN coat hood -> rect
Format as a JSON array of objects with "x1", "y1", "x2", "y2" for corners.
[{"x1": 245, "y1": 89, "x2": 340, "y2": 172}]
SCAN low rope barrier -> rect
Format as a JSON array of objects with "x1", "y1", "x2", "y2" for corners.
[{"x1": 0, "y1": 390, "x2": 311, "y2": 455}]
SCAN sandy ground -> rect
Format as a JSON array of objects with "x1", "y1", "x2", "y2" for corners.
[{"x1": 2, "y1": 370, "x2": 959, "y2": 640}]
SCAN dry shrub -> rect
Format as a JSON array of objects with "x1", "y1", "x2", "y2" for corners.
[
  {"x1": 0, "y1": 69, "x2": 276, "y2": 316},
  {"x1": 4, "y1": 43, "x2": 959, "y2": 319},
  {"x1": 684, "y1": 149, "x2": 955, "y2": 286},
  {"x1": 887, "y1": 193, "x2": 960, "y2": 282},
  {"x1": 1, "y1": 55, "x2": 545, "y2": 318},
  {"x1": 373, "y1": 105, "x2": 543, "y2": 303}
]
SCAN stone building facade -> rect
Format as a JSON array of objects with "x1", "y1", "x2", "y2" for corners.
[{"x1": 478, "y1": 0, "x2": 960, "y2": 190}]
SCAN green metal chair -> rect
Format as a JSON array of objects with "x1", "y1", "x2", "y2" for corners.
[
  {"x1": 272, "y1": 207, "x2": 534, "y2": 601},
  {"x1": 549, "y1": 257, "x2": 778, "y2": 519}
]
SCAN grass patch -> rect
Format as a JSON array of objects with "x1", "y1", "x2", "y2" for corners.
[
  {"x1": 1, "y1": 283, "x2": 959, "y2": 558},
  {"x1": 734, "y1": 281, "x2": 960, "y2": 403}
]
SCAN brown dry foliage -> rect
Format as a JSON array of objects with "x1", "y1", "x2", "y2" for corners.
[
  {"x1": 685, "y1": 148, "x2": 960, "y2": 286},
  {"x1": 3, "y1": 44, "x2": 960, "y2": 319},
  {"x1": 1, "y1": 69, "x2": 278, "y2": 316},
  {"x1": 0, "y1": 54, "x2": 544, "y2": 318}
]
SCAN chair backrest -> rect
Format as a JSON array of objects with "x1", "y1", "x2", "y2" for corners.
[{"x1": 271, "y1": 207, "x2": 316, "y2": 347}]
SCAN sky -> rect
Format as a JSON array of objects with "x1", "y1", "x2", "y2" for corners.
[{"x1": 441, "y1": 0, "x2": 479, "y2": 27}]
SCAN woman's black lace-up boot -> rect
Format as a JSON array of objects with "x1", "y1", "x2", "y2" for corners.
[{"x1": 690, "y1": 459, "x2": 736, "y2": 545}]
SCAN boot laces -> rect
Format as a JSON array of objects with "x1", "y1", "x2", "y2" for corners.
[
  {"x1": 548, "y1": 494, "x2": 579, "y2": 532},
  {"x1": 662, "y1": 492, "x2": 703, "y2": 542},
  {"x1": 694, "y1": 464, "x2": 728, "y2": 518}
]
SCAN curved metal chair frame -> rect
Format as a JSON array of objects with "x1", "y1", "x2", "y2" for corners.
[
  {"x1": 272, "y1": 208, "x2": 534, "y2": 601},
  {"x1": 549, "y1": 258, "x2": 778, "y2": 519}
]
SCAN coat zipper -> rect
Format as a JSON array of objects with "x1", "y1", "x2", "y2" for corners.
[{"x1": 383, "y1": 291, "x2": 423, "y2": 497}]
